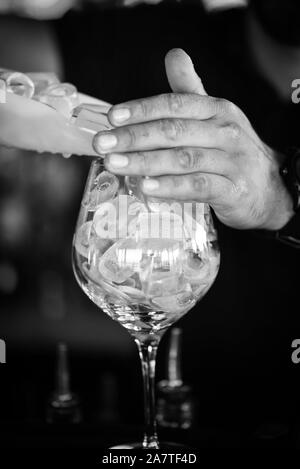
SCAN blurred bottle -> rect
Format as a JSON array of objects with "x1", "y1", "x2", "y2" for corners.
[
  {"x1": 46, "y1": 342, "x2": 82, "y2": 424},
  {"x1": 157, "y1": 328, "x2": 194, "y2": 429},
  {"x1": 96, "y1": 372, "x2": 119, "y2": 424}
]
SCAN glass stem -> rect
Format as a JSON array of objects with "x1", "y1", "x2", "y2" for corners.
[{"x1": 136, "y1": 339, "x2": 160, "y2": 449}]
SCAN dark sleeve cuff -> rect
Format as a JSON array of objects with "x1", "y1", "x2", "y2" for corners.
[
  {"x1": 274, "y1": 211, "x2": 300, "y2": 247},
  {"x1": 253, "y1": 211, "x2": 300, "y2": 248}
]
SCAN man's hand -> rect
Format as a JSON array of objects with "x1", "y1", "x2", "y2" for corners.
[{"x1": 93, "y1": 48, "x2": 294, "y2": 230}]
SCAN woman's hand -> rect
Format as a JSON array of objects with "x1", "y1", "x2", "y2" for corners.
[{"x1": 93, "y1": 49, "x2": 294, "y2": 231}]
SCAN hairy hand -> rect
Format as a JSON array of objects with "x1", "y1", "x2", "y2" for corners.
[{"x1": 94, "y1": 49, "x2": 293, "y2": 230}]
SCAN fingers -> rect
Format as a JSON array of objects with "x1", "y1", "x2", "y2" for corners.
[
  {"x1": 108, "y1": 93, "x2": 220, "y2": 126},
  {"x1": 105, "y1": 147, "x2": 231, "y2": 177},
  {"x1": 139, "y1": 173, "x2": 234, "y2": 204},
  {"x1": 165, "y1": 48, "x2": 207, "y2": 95},
  {"x1": 93, "y1": 119, "x2": 241, "y2": 154}
]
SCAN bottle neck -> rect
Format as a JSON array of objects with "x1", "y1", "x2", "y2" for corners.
[{"x1": 167, "y1": 328, "x2": 183, "y2": 387}]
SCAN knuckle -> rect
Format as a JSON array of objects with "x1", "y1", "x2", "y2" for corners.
[
  {"x1": 224, "y1": 100, "x2": 238, "y2": 115},
  {"x1": 210, "y1": 97, "x2": 224, "y2": 114},
  {"x1": 213, "y1": 97, "x2": 228, "y2": 114},
  {"x1": 177, "y1": 148, "x2": 200, "y2": 170},
  {"x1": 164, "y1": 93, "x2": 185, "y2": 114},
  {"x1": 214, "y1": 97, "x2": 240, "y2": 118},
  {"x1": 192, "y1": 174, "x2": 209, "y2": 194},
  {"x1": 160, "y1": 119, "x2": 186, "y2": 141},
  {"x1": 220, "y1": 121, "x2": 241, "y2": 142},
  {"x1": 234, "y1": 176, "x2": 249, "y2": 198},
  {"x1": 138, "y1": 99, "x2": 152, "y2": 118},
  {"x1": 136, "y1": 151, "x2": 150, "y2": 173},
  {"x1": 125, "y1": 126, "x2": 137, "y2": 147},
  {"x1": 170, "y1": 175, "x2": 183, "y2": 188}
]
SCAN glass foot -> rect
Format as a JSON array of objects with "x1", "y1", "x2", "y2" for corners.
[{"x1": 110, "y1": 442, "x2": 190, "y2": 450}]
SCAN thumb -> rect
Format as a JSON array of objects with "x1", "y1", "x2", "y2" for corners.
[{"x1": 165, "y1": 48, "x2": 207, "y2": 96}]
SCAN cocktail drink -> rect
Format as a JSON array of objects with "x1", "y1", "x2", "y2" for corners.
[
  {"x1": 73, "y1": 159, "x2": 220, "y2": 448},
  {"x1": 1, "y1": 70, "x2": 220, "y2": 448},
  {"x1": 0, "y1": 69, "x2": 219, "y2": 448}
]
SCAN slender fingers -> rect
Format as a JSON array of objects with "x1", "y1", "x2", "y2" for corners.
[{"x1": 105, "y1": 147, "x2": 232, "y2": 177}]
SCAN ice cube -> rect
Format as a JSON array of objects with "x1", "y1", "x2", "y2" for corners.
[
  {"x1": 119, "y1": 277, "x2": 136, "y2": 288},
  {"x1": 71, "y1": 104, "x2": 111, "y2": 134},
  {"x1": 74, "y1": 221, "x2": 112, "y2": 259},
  {"x1": 152, "y1": 290, "x2": 195, "y2": 314},
  {"x1": 118, "y1": 284, "x2": 147, "y2": 303},
  {"x1": 136, "y1": 240, "x2": 185, "y2": 301},
  {"x1": 183, "y1": 208, "x2": 207, "y2": 252},
  {"x1": 190, "y1": 282, "x2": 210, "y2": 299},
  {"x1": 82, "y1": 262, "x2": 130, "y2": 303},
  {"x1": 0, "y1": 69, "x2": 35, "y2": 99},
  {"x1": 183, "y1": 252, "x2": 210, "y2": 282},
  {"x1": 83, "y1": 171, "x2": 119, "y2": 211},
  {"x1": 182, "y1": 251, "x2": 220, "y2": 299},
  {"x1": 98, "y1": 239, "x2": 135, "y2": 284},
  {"x1": 36, "y1": 83, "x2": 80, "y2": 118},
  {"x1": 176, "y1": 289, "x2": 195, "y2": 308},
  {"x1": 204, "y1": 253, "x2": 220, "y2": 287},
  {"x1": 114, "y1": 237, "x2": 144, "y2": 271},
  {"x1": 98, "y1": 276, "x2": 131, "y2": 302},
  {"x1": 28, "y1": 72, "x2": 59, "y2": 97},
  {"x1": 82, "y1": 260, "x2": 101, "y2": 285},
  {"x1": 145, "y1": 272, "x2": 181, "y2": 298},
  {"x1": 74, "y1": 221, "x2": 93, "y2": 258},
  {"x1": 137, "y1": 238, "x2": 183, "y2": 282}
]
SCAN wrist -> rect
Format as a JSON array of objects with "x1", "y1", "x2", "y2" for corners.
[
  {"x1": 259, "y1": 148, "x2": 294, "y2": 230},
  {"x1": 257, "y1": 146, "x2": 300, "y2": 247},
  {"x1": 260, "y1": 186, "x2": 294, "y2": 230}
]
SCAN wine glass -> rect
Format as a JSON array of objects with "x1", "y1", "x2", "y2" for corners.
[{"x1": 72, "y1": 159, "x2": 220, "y2": 449}]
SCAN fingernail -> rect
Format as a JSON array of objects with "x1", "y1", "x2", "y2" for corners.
[
  {"x1": 143, "y1": 178, "x2": 159, "y2": 191},
  {"x1": 95, "y1": 133, "x2": 117, "y2": 152},
  {"x1": 108, "y1": 153, "x2": 129, "y2": 168},
  {"x1": 112, "y1": 108, "x2": 130, "y2": 123}
]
